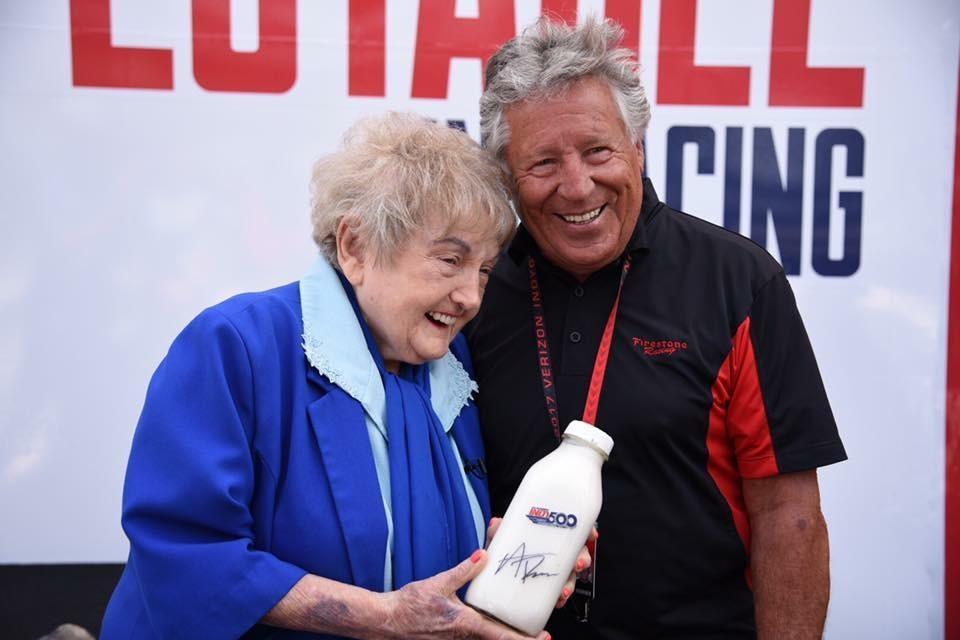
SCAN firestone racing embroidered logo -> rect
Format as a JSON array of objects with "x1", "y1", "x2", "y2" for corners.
[
  {"x1": 526, "y1": 506, "x2": 578, "y2": 528},
  {"x1": 632, "y1": 337, "x2": 688, "y2": 357}
]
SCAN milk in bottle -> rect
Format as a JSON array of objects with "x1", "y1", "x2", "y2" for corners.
[{"x1": 465, "y1": 420, "x2": 613, "y2": 636}]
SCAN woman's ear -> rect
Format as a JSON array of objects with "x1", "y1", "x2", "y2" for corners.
[{"x1": 336, "y1": 217, "x2": 366, "y2": 287}]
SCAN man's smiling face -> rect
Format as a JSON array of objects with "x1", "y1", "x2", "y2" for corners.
[{"x1": 504, "y1": 76, "x2": 644, "y2": 280}]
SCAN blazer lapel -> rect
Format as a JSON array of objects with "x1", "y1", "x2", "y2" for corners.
[{"x1": 305, "y1": 372, "x2": 388, "y2": 592}]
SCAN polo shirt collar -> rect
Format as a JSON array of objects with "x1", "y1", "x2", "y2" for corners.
[
  {"x1": 507, "y1": 177, "x2": 661, "y2": 266},
  {"x1": 299, "y1": 257, "x2": 477, "y2": 438}
]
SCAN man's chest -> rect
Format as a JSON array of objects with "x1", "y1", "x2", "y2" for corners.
[{"x1": 471, "y1": 268, "x2": 740, "y2": 501}]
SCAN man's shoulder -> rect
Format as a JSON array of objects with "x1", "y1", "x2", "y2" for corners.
[
  {"x1": 656, "y1": 203, "x2": 784, "y2": 287},
  {"x1": 661, "y1": 204, "x2": 781, "y2": 265}
]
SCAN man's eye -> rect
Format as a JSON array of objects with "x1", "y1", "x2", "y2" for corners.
[
  {"x1": 440, "y1": 256, "x2": 459, "y2": 266},
  {"x1": 533, "y1": 158, "x2": 554, "y2": 167},
  {"x1": 585, "y1": 147, "x2": 613, "y2": 163}
]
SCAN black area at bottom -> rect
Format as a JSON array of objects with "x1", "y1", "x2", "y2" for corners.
[{"x1": 0, "y1": 563, "x2": 124, "y2": 640}]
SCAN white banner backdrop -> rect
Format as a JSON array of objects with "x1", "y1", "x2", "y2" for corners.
[{"x1": 1, "y1": 1, "x2": 957, "y2": 638}]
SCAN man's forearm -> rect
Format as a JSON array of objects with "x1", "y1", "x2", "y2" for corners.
[{"x1": 744, "y1": 471, "x2": 830, "y2": 640}]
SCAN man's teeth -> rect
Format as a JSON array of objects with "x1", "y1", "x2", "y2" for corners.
[
  {"x1": 561, "y1": 206, "x2": 603, "y2": 224},
  {"x1": 428, "y1": 311, "x2": 456, "y2": 326}
]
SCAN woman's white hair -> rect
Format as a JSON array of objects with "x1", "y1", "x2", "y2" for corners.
[
  {"x1": 311, "y1": 112, "x2": 515, "y2": 267},
  {"x1": 480, "y1": 17, "x2": 651, "y2": 165}
]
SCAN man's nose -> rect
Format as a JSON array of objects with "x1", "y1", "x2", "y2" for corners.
[{"x1": 557, "y1": 157, "x2": 594, "y2": 201}]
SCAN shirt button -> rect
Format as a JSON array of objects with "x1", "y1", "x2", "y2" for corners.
[
  {"x1": 570, "y1": 331, "x2": 582, "y2": 343},
  {"x1": 574, "y1": 286, "x2": 584, "y2": 298}
]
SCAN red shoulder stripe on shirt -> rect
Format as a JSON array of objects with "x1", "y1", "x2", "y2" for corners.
[
  {"x1": 706, "y1": 343, "x2": 751, "y2": 558},
  {"x1": 728, "y1": 315, "x2": 779, "y2": 478},
  {"x1": 707, "y1": 315, "x2": 781, "y2": 587}
]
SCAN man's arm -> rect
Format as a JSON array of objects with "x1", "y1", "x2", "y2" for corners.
[{"x1": 743, "y1": 470, "x2": 830, "y2": 640}]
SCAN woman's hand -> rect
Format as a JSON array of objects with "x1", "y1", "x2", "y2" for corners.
[
  {"x1": 381, "y1": 549, "x2": 550, "y2": 640},
  {"x1": 267, "y1": 518, "x2": 599, "y2": 639},
  {"x1": 265, "y1": 552, "x2": 547, "y2": 639},
  {"x1": 486, "y1": 517, "x2": 598, "y2": 610}
]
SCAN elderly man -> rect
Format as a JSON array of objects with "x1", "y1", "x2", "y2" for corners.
[{"x1": 466, "y1": 18, "x2": 847, "y2": 639}]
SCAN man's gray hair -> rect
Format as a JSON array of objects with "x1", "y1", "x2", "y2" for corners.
[
  {"x1": 311, "y1": 112, "x2": 515, "y2": 267},
  {"x1": 480, "y1": 17, "x2": 651, "y2": 165}
]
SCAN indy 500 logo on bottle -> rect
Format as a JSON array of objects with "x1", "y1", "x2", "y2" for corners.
[{"x1": 526, "y1": 506, "x2": 578, "y2": 528}]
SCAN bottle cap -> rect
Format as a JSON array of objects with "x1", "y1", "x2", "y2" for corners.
[{"x1": 563, "y1": 420, "x2": 614, "y2": 459}]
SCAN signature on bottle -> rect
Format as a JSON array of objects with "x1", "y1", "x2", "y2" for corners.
[{"x1": 494, "y1": 542, "x2": 559, "y2": 583}]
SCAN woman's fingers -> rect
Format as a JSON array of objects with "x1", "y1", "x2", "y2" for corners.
[
  {"x1": 460, "y1": 608, "x2": 552, "y2": 640},
  {"x1": 387, "y1": 550, "x2": 548, "y2": 639},
  {"x1": 485, "y1": 517, "x2": 502, "y2": 545},
  {"x1": 575, "y1": 545, "x2": 592, "y2": 575},
  {"x1": 432, "y1": 549, "x2": 487, "y2": 595},
  {"x1": 555, "y1": 529, "x2": 597, "y2": 610}
]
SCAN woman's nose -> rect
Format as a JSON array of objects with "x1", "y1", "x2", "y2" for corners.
[{"x1": 451, "y1": 273, "x2": 483, "y2": 311}]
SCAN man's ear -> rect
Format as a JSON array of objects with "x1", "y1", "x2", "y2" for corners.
[
  {"x1": 336, "y1": 217, "x2": 366, "y2": 287},
  {"x1": 635, "y1": 140, "x2": 645, "y2": 173}
]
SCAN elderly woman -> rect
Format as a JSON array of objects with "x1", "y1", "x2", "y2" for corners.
[{"x1": 100, "y1": 113, "x2": 560, "y2": 639}]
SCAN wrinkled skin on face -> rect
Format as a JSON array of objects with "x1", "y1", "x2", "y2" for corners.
[
  {"x1": 504, "y1": 77, "x2": 645, "y2": 281},
  {"x1": 339, "y1": 216, "x2": 501, "y2": 372}
]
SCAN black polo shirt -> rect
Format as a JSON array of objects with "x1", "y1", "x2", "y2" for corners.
[{"x1": 465, "y1": 179, "x2": 847, "y2": 639}]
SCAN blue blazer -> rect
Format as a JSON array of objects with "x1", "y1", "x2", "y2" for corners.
[{"x1": 101, "y1": 281, "x2": 491, "y2": 639}]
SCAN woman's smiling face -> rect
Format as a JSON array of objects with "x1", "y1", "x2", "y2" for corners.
[{"x1": 341, "y1": 216, "x2": 501, "y2": 372}]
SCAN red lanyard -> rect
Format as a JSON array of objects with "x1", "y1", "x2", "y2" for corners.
[{"x1": 527, "y1": 254, "x2": 632, "y2": 438}]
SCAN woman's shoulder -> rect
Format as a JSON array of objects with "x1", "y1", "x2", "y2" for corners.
[
  {"x1": 167, "y1": 283, "x2": 304, "y2": 366},
  {"x1": 209, "y1": 281, "x2": 300, "y2": 319},
  {"x1": 194, "y1": 282, "x2": 302, "y2": 334}
]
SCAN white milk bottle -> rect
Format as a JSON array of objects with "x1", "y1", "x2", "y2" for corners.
[{"x1": 465, "y1": 420, "x2": 613, "y2": 636}]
